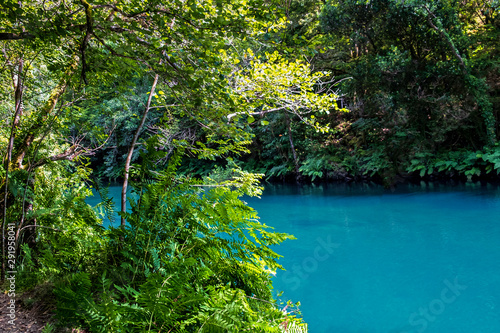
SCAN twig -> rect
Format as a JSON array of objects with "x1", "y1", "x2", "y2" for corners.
[{"x1": 18, "y1": 225, "x2": 62, "y2": 233}]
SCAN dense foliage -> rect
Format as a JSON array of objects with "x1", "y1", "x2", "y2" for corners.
[
  {"x1": 1, "y1": 0, "x2": 499, "y2": 331},
  {"x1": 0, "y1": 0, "x2": 317, "y2": 331},
  {"x1": 233, "y1": 0, "x2": 500, "y2": 184},
  {"x1": 51, "y1": 155, "x2": 297, "y2": 332}
]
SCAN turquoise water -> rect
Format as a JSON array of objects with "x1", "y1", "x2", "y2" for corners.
[
  {"x1": 87, "y1": 182, "x2": 500, "y2": 332},
  {"x1": 86, "y1": 184, "x2": 136, "y2": 228}
]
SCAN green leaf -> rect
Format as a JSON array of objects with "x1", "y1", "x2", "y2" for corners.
[{"x1": 247, "y1": 116, "x2": 255, "y2": 124}]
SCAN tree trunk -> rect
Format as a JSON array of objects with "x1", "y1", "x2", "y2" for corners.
[
  {"x1": 1, "y1": 58, "x2": 24, "y2": 281},
  {"x1": 285, "y1": 113, "x2": 301, "y2": 182},
  {"x1": 2, "y1": 56, "x2": 77, "y2": 281},
  {"x1": 13, "y1": 56, "x2": 78, "y2": 169},
  {"x1": 121, "y1": 74, "x2": 159, "y2": 227}
]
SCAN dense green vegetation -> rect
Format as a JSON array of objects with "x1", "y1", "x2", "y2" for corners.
[
  {"x1": 233, "y1": 0, "x2": 499, "y2": 184},
  {"x1": 0, "y1": 0, "x2": 499, "y2": 331},
  {"x1": 79, "y1": 0, "x2": 500, "y2": 185}
]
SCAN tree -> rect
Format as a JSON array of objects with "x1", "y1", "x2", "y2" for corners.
[
  {"x1": 317, "y1": 0, "x2": 499, "y2": 182},
  {"x1": 1, "y1": 0, "x2": 317, "y2": 330},
  {"x1": 0, "y1": 0, "x2": 278, "y2": 277}
]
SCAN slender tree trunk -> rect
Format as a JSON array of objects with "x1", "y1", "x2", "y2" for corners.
[
  {"x1": 285, "y1": 113, "x2": 301, "y2": 181},
  {"x1": 2, "y1": 58, "x2": 23, "y2": 281},
  {"x1": 121, "y1": 74, "x2": 159, "y2": 227}
]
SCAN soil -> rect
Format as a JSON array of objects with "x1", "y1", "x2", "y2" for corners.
[{"x1": 0, "y1": 283, "x2": 56, "y2": 332}]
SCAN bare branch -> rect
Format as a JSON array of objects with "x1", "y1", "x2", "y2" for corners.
[
  {"x1": 18, "y1": 225, "x2": 62, "y2": 233},
  {"x1": 31, "y1": 126, "x2": 116, "y2": 169}
]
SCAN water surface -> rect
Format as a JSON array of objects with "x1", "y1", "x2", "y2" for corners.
[{"x1": 245, "y1": 182, "x2": 500, "y2": 333}]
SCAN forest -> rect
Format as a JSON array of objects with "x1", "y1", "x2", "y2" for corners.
[{"x1": 0, "y1": 0, "x2": 499, "y2": 332}]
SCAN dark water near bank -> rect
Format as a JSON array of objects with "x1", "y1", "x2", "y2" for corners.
[{"x1": 87, "y1": 181, "x2": 500, "y2": 332}]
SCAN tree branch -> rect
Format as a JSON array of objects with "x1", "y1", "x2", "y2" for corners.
[
  {"x1": 226, "y1": 106, "x2": 289, "y2": 122},
  {"x1": 121, "y1": 74, "x2": 159, "y2": 227},
  {"x1": 18, "y1": 225, "x2": 62, "y2": 233},
  {"x1": 31, "y1": 128, "x2": 115, "y2": 169},
  {"x1": 423, "y1": 6, "x2": 467, "y2": 75},
  {"x1": 79, "y1": 0, "x2": 94, "y2": 84},
  {"x1": 0, "y1": 32, "x2": 35, "y2": 40}
]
